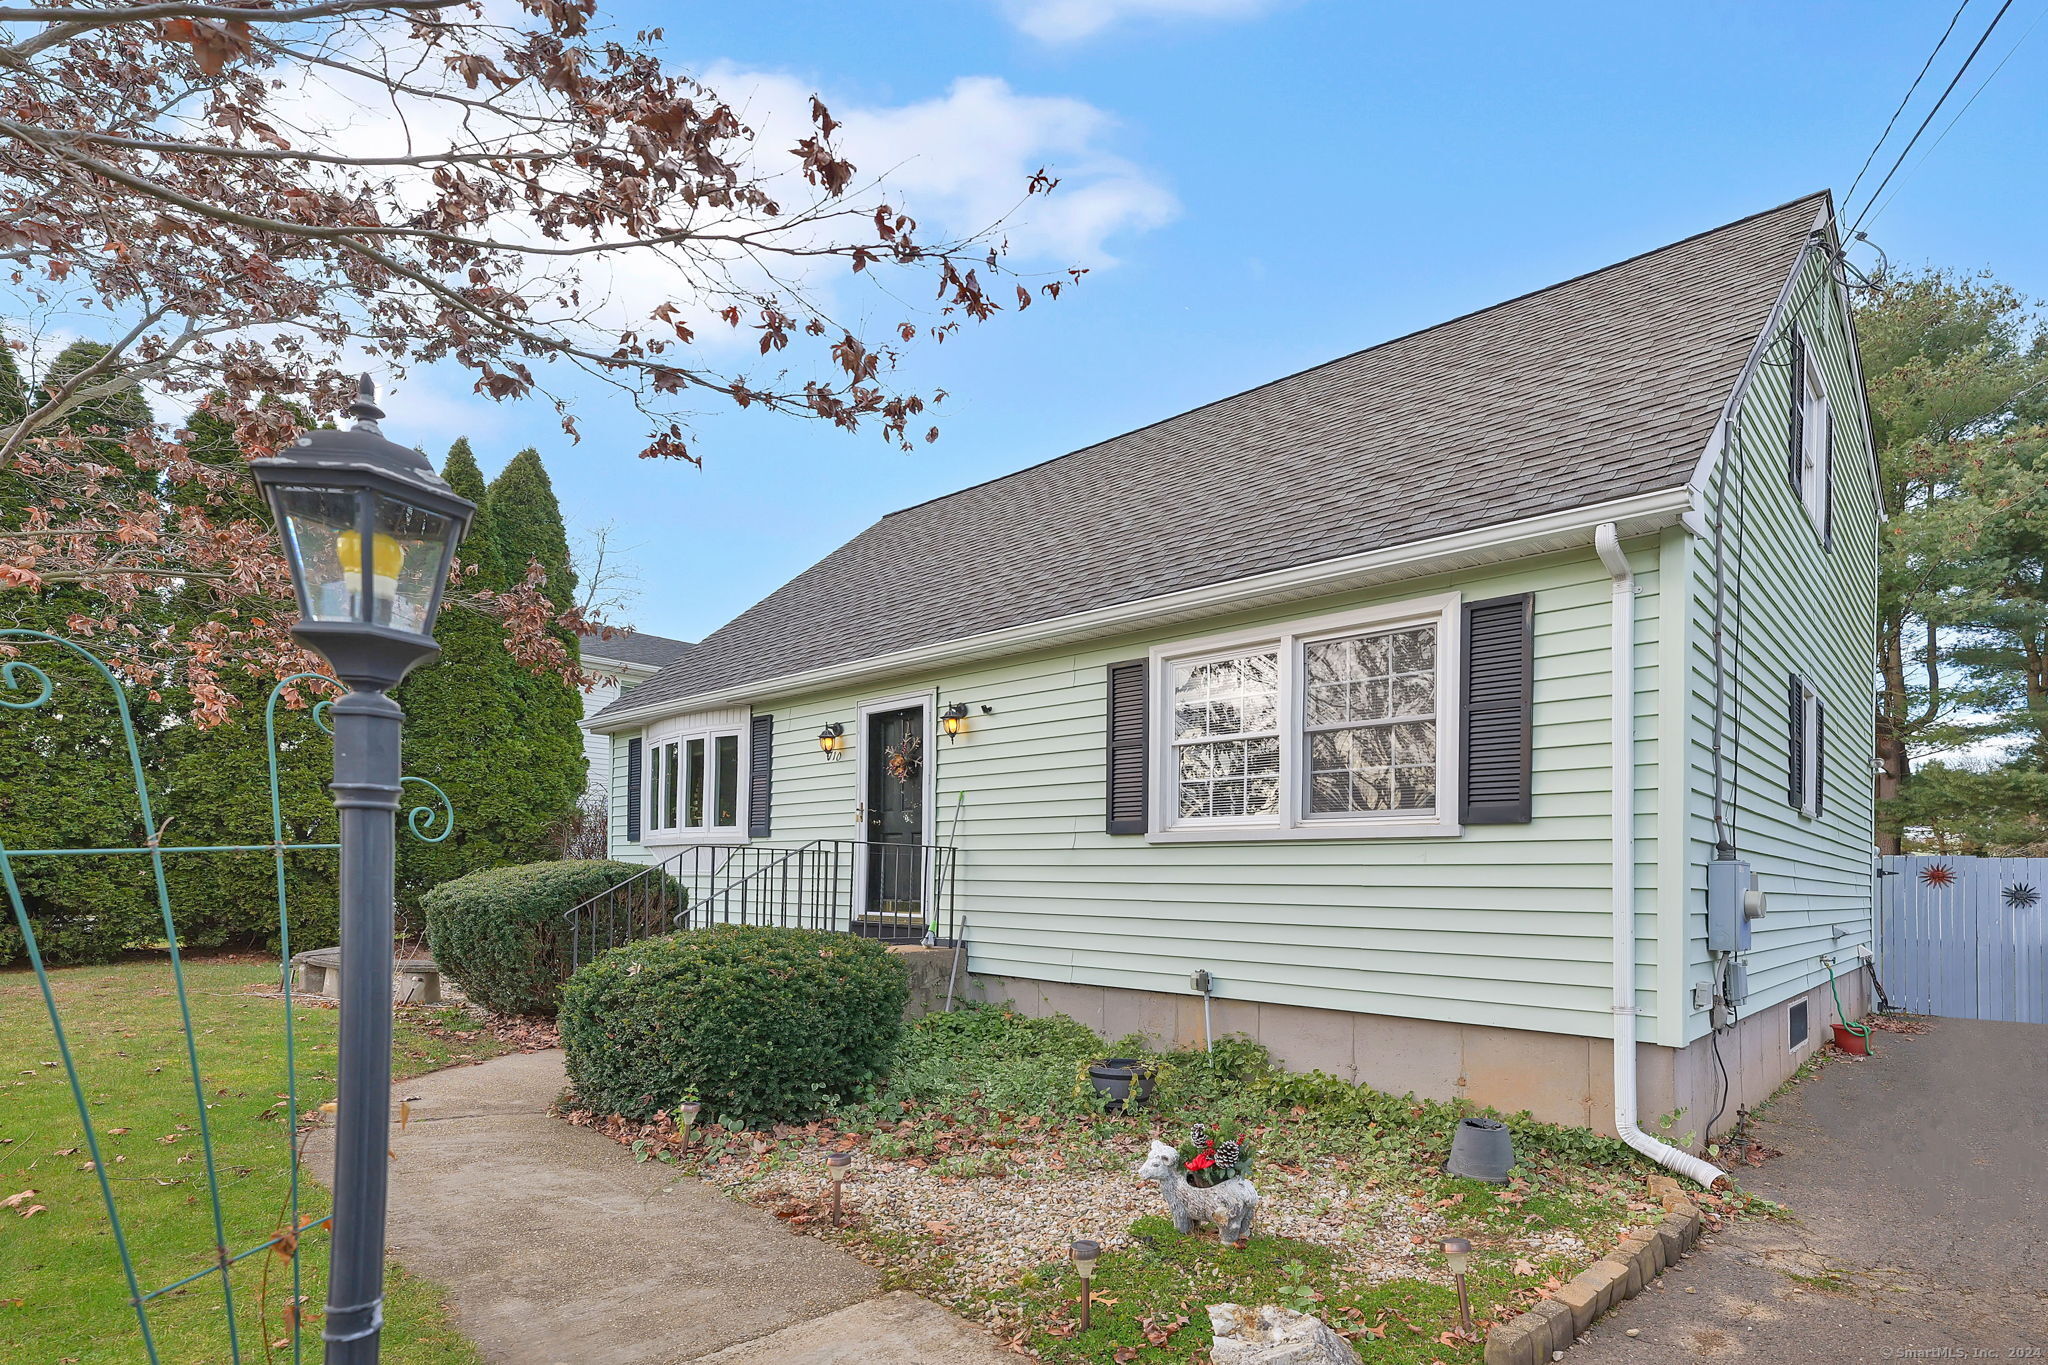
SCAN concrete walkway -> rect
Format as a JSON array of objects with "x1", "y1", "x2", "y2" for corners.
[
  {"x1": 307, "y1": 1049, "x2": 1012, "y2": 1365},
  {"x1": 1574, "y1": 1019, "x2": 2048, "y2": 1362}
]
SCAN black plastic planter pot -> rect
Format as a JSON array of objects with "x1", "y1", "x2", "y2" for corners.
[
  {"x1": 1087, "y1": 1058, "x2": 1156, "y2": 1112},
  {"x1": 1447, "y1": 1116, "x2": 1514, "y2": 1183}
]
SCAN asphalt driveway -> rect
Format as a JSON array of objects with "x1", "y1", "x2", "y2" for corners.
[{"x1": 1573, "y1": 1018, "x2": 2047, "y2": 1363}]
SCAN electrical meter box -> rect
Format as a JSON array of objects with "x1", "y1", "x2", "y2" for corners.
[{"x1": 1708, "y1": 858, "x2": 1767, "y2": 953}]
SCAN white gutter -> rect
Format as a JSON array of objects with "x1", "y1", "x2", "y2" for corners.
[
  {"x1": 592, "y1": 486, "x2": 1694, "y2": 732},
  {"x1": 1595, "y1": 522, "x2": 1728, "y2": 1189}
]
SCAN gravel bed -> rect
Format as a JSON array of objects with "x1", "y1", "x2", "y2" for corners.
[{"x1": 705, "y1": 1132, "x2": 1597, "y2": 1293}]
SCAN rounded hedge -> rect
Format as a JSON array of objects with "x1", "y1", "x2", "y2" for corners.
[
  {"x1": 560, "y1": 924, "x2": 909, "y2": 1126},
  {"x1": 422, "y1": 859, "x2": 669, "y2": 1016}
]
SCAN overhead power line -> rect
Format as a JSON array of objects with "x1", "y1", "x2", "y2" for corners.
[
  {"x1": 1860, "y1": 2, "x2": 2048, "y2": 232},
  {"x1": 1840, "y1": 0, "x2": 1974, "y2": 212},
  {"x1": 1845, "y1": 0, "x2": 2019, "y2": 237}
]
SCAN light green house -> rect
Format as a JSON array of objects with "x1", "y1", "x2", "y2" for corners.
[{"x1": 587, "y1": 194, "x2": 1877, "y2": 1176}]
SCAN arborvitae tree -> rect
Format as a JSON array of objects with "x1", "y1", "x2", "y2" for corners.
[
  {"x1": 155, "y1": 401, "x2": 341, "y2": 952},
  {"x1": 0, "y1": 338, "x2": 27, "y2": 531},
  {"x1": 42, "y1": 340, "x2": 154, "y2": 469},
  {"x1": 487, "y1": 447, "x2": 577, "y2": 609},
  {"x1": 393, "y1": 442, "x2": 584, "y2": 930},
  {"x1": 442, "y1": 437, "x2": 507, "y2": 590},
  {"x1": 0, "y1": 342, "x2": 163, "y2": 965}
]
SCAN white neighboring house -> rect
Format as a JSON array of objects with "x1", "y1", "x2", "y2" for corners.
[{"x1": 578, "y1": 628, "x2": 692, "y2": 803}]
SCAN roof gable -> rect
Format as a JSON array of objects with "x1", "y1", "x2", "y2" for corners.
[
  {"x1": 579, "y1": 628, "x2": 692, "y2": 668},
  {"x1": 604, "y1": 194, "x2": 1825, "y2": 719}
]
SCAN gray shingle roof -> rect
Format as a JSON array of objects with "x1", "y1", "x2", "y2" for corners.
[
  {"x1": 599, "y1": 194, "x2": 1823, "y2": 720},
  {"x1": 578, "y1": 627, "x2": 692, "y2": 668}
]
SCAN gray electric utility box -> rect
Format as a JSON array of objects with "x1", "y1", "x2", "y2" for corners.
[{"x1": 1707, "y1": 858, "x2": 1767, "y2": 954}]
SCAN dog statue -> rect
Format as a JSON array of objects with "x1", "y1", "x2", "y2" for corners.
[{"x1": 1135, "y1": 1138, "x2": 1259, "y2": 1245}]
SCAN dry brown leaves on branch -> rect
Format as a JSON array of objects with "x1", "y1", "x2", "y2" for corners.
[{"x1": 0, "y1": 0, "x2": 1071, "y2": 705}]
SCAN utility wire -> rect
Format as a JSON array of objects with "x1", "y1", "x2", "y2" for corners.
[
  {"x1": 1860, "y1": 2, "x2": 2047, "y2": 232},
  {"x1": 1846, "y1": 0, "x2": 2019, "y2": 237},
  {"x1": 1757, "y1": 0, "x2": 2022, "y2": 356},
  {"x1": 1840, "y1": 0, "x2": 1974, "y2": 212}
]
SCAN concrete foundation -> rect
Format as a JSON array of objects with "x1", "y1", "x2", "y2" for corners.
[
  {"x1": 888, "y1": 944, "x2": 971, "y2": 1019},
  {"x1": 965, "y1": 966, "x2": 1870, "y2": 1149}
]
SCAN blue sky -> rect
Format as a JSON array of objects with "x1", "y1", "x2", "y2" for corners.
[{"x1": 398, "y1": 0, "x2": 2048, "y2": 643}]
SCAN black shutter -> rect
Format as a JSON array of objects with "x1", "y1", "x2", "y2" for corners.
[
  {"x1": 747, "y1": 714, "x2": 774, "y2": 839},
  {"x1": 1786, "y1": 674, "x2": 1806, "y2": 810},
  {"x1": 1787, "y1": 328, "x2": 1806, "y2": 493},
  {"x1": 1461, "y1": 593, "x2": 1535, "y2": 824},
  {"x1": 1813, "y1": 692, "x2": 1826, "y2": 817},
  {"x1": 1105, "y1": 660, "x2": 1149, "y2": 835},
  {"x1": 624, "y1": 735, "x2": 643, "y2": 843}
]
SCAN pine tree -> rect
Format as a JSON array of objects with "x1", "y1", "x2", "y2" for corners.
[
  {"x1": 487, "y1": 447, "x2": 577, "y2": 609},
  {"x1": 0, "y1": 341, "x2": 163, "y2": 964},
  {"x1": 393, "y1": 442, "x2": 585, "y2": 930}
]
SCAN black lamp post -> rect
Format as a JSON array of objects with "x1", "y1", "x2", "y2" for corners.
[{"x1": 250, "y1": 377, "x2": 472, "y2": 1364}]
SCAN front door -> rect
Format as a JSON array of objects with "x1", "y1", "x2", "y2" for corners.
[{"x1": 863, "y1": 705, "x2": 925, "y2": 927}]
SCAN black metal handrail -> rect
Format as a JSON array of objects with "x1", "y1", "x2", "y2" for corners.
[{"x1": 565, "y1": 838, "x2": 959, "y2": 968}]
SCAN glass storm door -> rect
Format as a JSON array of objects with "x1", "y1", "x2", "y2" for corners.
[{"x1": 863, "y1": 705, "x2": 925, "y2": 921}]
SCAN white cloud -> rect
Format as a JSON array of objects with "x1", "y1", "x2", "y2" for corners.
[
  {"x1": 219, "y1": 32, "x2": 1176, "y2": 411},
  {"x1": 995, "y1": 0, "x2": 1277, "y2": 42},
  {"x1": 702, "y1": 67, "x2": 1177, "y2": 267}
]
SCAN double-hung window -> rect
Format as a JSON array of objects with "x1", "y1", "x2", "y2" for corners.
[
  {"x1": 1797, "y1": 347, "x2": 1831, "y2": 530},
  {"x1": 1151, "y1": 595, "x2": 1459, "y2": 840},
  {"x1": 1788, "y1": 674, "x2": 1824, "y2": 819},
  {"x1": 645, "y1": 729, "x2": 744, "y2": 837}
]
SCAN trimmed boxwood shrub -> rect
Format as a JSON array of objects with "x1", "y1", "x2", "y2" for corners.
[
  {"x1": 422, "y1": 859, "x2": 669, "y2": 1016},
  {"x1": 560, "y1": 924, "x2": 909, "y2": 1125}
]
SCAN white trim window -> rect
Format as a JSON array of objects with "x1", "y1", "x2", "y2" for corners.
[
  {"x1": 1149, "y1": 594, "x2": 1461, "y2": 841},
  {"x1": 645, "y1": 728, "x2": 745, "y2": 837},
  {"x1": 1791, "y1": 675, "x2": 1824, "y2": 819},
  {"x1": 1798, "y1": 347, "x2": 1831, "y2": 529}
]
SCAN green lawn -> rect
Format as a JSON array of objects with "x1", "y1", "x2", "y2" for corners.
[{"x1": 1, "y1": 955, "x2": 504, "y2": 1364}]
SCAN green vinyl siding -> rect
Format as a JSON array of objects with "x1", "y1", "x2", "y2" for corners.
[
  {"x1": 1676, "y1": 242, "x2": 1880, "y2": 1044},
  {"x1": 590, "y1": 231, "x2": 1878, "y2": 1058},
  {"x1": 608, "y1": 731, "x2": 638, "y2": 861},
  {"x1": 757, "y1": 547, "x2": 1666, "y2": 1042}
]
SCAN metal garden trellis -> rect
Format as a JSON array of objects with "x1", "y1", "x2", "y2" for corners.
[
  {"x1": 3, "y1": 375, "x2": 476, "y2": 1363},
  {"x1": 0, "y1": 629, "x2": 454, "y2": 1363}
]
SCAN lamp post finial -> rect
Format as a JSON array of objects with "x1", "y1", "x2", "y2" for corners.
[{"x1": 346, "y1": 373, "x2": 385, "y2": 434}]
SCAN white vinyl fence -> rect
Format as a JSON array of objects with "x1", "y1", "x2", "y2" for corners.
[{"x1": 1877, "y1": 855, "x2": 2048, "y2": 1024}]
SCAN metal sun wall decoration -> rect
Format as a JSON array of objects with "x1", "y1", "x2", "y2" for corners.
[
  {"x1": 2004, "y1": 883, "x2": 2040, "y2": 909},
  {"x1": 1919, "y1": 864, "x2": 1958, "y2": 887}
]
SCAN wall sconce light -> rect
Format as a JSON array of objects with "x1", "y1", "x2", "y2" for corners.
[
  {"x1": 818, "y1": 722, "x2": 845, "y2": 759},
  {"x1": 940, "y1": 702, "x2": 970, "y2": 740},
  {"x1": 1441, "y1": 1236, "x2": 1474, "y2": 1337}
]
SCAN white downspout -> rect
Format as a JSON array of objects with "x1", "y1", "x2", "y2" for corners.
[{"x1": 1595, "y1": 523, "x2": 1728, "y2": 1189}]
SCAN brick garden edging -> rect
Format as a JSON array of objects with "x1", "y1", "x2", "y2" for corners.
[{"x1": 1482, "y1": 1186, "x2": 1706, "y2": 1364}]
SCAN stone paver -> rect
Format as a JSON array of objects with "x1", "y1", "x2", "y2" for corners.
[
  {"x1": 307, "y1": 1048, "x2": 1012, "y2": 1364},
  {"x1": 1572, "y1": 1019, "x2": 2048, "y2": 1362}
]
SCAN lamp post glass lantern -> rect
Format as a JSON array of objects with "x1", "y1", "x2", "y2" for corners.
[
  {"x1": 251, "y1": 377, "x2": 472, "y2": 1363},
  {"x1": 252, "y1": 378, "x2": 472, "y2": 690}
]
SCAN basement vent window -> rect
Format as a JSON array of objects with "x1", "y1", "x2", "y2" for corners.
[{"x1": 1789, "y1": 1000, "x2": 1810, "y2": 1050}]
